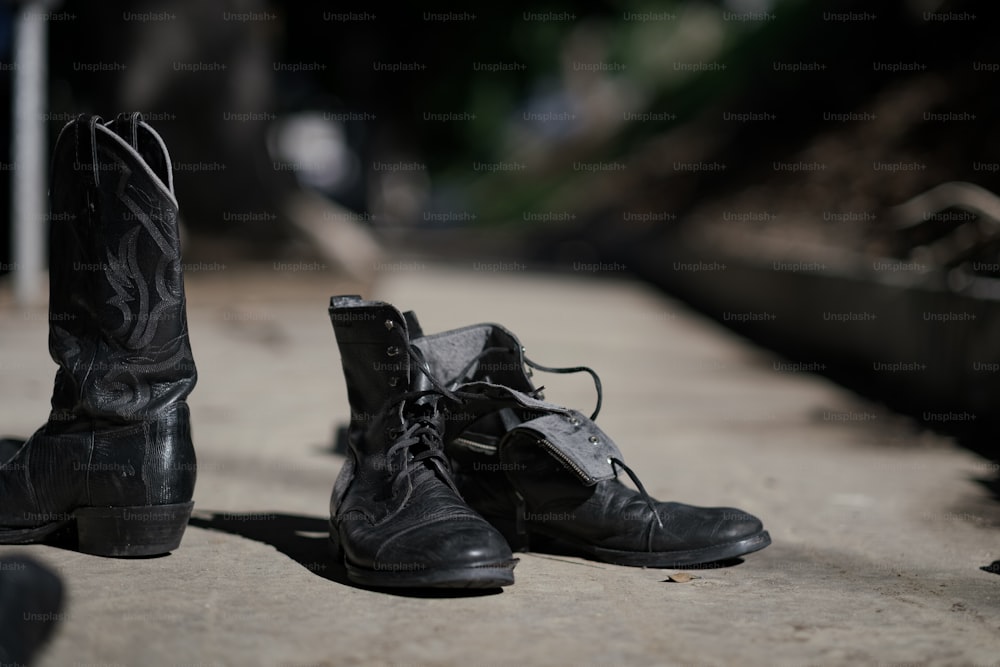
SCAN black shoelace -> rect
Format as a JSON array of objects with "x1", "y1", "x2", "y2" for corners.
[
  {"x1": 380, "y1": 347, "x2": 468, "y2": 496},
  {"x1": 384, "y1": 402, "x2": 459, "y2": 498},
  {"x1": 445, "y1": 346, "x2": 603, "y2": 420},
  {"x1": 611, "y1": 457, "x2": 664, "y2": 529}
]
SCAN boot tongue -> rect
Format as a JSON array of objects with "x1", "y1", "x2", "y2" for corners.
[{"x1": 402, "y1": 310, "x2": 423, "y2": 337}]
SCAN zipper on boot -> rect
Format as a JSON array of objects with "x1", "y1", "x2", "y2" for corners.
[
  {"x1": 536, "y1": 437, "x2": 595, "y2": 483},
  {"x1": 450, "y1": 435, "x2": 497, "y2": 455}
]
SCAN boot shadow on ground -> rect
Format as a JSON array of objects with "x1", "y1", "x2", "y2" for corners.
[{"x1": 188, "y1": 511, "x2": 504, "y2": 599}]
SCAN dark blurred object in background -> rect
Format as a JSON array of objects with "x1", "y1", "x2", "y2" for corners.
[
  {"x1": 2, "y1": 0, "x2": 997, "y2": 266},
  {"x1": 0, "y1": 554, "x2": 64, "y2": 665}
]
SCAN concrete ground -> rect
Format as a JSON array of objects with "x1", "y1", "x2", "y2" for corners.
[{"x1": 1, "y1": 264, "x2": 999, "y2": 667}]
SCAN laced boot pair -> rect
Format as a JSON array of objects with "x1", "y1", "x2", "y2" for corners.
[{"x1": 327, "y1": 297, "x2": 770, "y2": 589}]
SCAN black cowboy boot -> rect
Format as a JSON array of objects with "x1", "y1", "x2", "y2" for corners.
[
  {"x1": 328, "y1": 296, "x2": 516, "y2": 588},
  {"x1": 404, "y1": 314, "x2": 772, "y2": 568},
  {"x1": 0, "y1": 114, "x2": 197, "y2": 557}
]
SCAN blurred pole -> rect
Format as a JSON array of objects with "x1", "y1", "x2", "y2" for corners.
[{"x1": 11, "y1": 1, "x2": 50, "y2": 305}]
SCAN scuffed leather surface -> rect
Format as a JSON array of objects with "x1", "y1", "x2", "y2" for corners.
[
  {"x1": 335, "y1": 453, "x2": 505, "y2": 571},
  {"x1": 500, "y1": 434, "x2": 765, "y2": 553},
  {"x1": 0, "y1": 403, "x2": 195, "y2": 528}
]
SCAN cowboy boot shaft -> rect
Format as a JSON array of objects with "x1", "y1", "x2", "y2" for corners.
[
  {"x1": 47, "y1": 117, "x2": 195, "y2": 424},
  {"x1": 0, "y1": 115, "x2": 197, "y2": 557}
]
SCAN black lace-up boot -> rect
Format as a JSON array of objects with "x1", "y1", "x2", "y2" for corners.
[
  {"x1": 405, "y1": 314, "x2": 771, "y2": 568},
  {"x1": 0, "y1": 114, "x2": 197, "y2": 556},
  {"x1": 328, "y1": 296, "x2": 517, "y2": 588}
]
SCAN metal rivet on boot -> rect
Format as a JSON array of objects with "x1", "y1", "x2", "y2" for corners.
[{"x1": 384, "y1": 320, "x2": 395, "y2": 330}]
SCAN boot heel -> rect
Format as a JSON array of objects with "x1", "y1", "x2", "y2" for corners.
[{"x1": 75, "y1": 502, "x2": 194, "y2": 557}]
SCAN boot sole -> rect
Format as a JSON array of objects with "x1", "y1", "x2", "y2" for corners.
[
  {"x1": 565, "y1": 530, "x2": 773, "y2": 567},
  {"x1": 329, "y1": 533, "x2": 517, "y2": 589},
  {"x1": 0, "y1": 502, "x2": 194, "y2": 558},
  {"x1": 490, "y1": 515, "x2": 772, "y2": 567}
]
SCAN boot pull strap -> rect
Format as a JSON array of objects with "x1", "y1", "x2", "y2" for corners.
[
  {"x1": 116, "y1": 113, "x2": 175, "y2": 195},
  {"x1": 86, "y1": 115, "x2": 103, "y2": 186},
  {"x1": 111, "y1": 112, "x2": 141, "y2": 150},
  {"x1": 523, "y1": 357, "x2": 603, "y2": 421}
]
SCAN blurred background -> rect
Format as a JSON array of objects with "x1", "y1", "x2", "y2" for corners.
[{"x1": 0, "y1": 0, "x2": 998, "y2": 444}]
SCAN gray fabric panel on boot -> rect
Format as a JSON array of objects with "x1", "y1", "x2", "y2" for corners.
[
  {"x1": 501, "y1": 409, "x2": 623, "y2": 485},
  {"x1": 412, "y1": 325, "x2": 492, "y2": 385}
]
